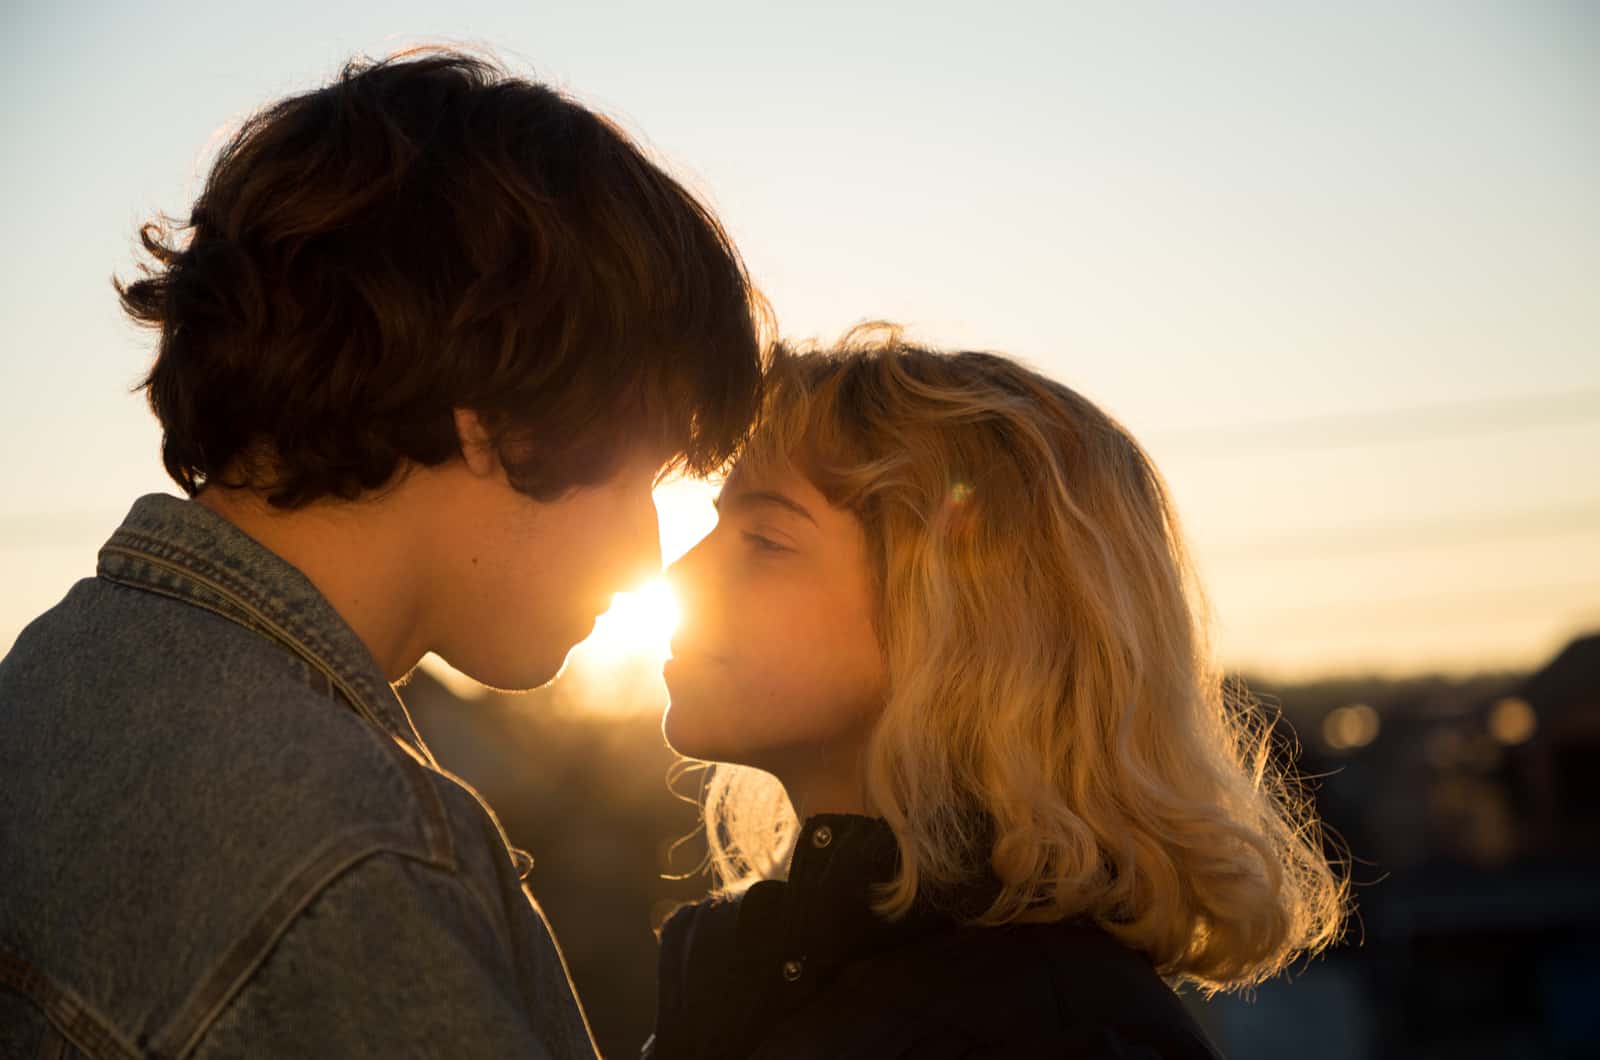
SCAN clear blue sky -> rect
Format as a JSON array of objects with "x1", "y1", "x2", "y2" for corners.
[{"x1": 2, "y1": 0, "x2": 1596, "y2": 678}]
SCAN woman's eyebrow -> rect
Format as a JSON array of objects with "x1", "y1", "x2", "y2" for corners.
[{"x1": 711, "y1": 488, "x2": 818, "y2": 526}]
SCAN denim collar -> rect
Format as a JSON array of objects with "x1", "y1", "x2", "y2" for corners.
[{"x1": 95, "y1": 493, "x2": 436, "y2": 768}]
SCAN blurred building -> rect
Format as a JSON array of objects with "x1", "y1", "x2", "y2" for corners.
[{"x1": 1204, "y1": 633, "x2": 1600, "y2": 1059}]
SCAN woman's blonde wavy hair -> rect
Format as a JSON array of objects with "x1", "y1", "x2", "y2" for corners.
[{"x1": 690, "y1": 323, "x2": 1346, "y2": 992}]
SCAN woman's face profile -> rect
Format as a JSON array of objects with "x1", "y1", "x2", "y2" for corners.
[{"x1": 661, "y1": 460, "x2": 886, "y2": 778}]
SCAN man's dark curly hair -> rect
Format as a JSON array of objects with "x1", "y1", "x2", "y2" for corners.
[{"x1": 116, "y1": 48, "x2": 768, "y2": 508}]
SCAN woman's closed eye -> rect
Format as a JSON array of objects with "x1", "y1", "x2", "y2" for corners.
[{"x1": 742, "y1": 530, "x2": 790, "y2": 554}]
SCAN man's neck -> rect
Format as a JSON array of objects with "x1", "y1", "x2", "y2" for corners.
[{"x1": 194, "y1": 485, "x2": 432, "y2": 683}]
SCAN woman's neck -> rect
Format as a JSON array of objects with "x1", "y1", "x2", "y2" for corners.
[{"x1": 777, "y1": 749, "x2": 873, "y2": 821}]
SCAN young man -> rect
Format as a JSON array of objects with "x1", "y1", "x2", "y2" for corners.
[{"x1": 0, "y1": 50, "x2": 765, "y2": 1059}]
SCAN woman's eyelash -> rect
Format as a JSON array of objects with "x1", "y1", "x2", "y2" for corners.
[{"x1": 742, "y1": 531, "x2": 787, "y2": 553}]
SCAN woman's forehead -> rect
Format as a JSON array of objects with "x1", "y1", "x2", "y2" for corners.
[{"x1": 722, "y1": 456, "x2": 803, "y2": 500}]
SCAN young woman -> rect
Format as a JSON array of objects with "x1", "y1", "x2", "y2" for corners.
[{"x1": 646, "y1": 327, "x2": 1346, "y2": 1059}]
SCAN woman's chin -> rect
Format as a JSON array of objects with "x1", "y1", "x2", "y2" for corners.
[
  {"x1": 660, "y1": 702, "x2": 715, "y2": 760},
  {"x1": 661, "y1": 699, "x2": 753, "y2": 764},
  {"x1": 662, "y1": 662, "x2": 721, "y2": 755}
]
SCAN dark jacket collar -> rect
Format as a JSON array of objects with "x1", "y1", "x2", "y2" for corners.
[
  {"x1": 735, "y1": 813, "x2": 999, "y2": 977},
  {"x1": 651, "y1": 813, "x2": 1005, "y2": 1059},
  {"x1": 95, "y1": 493, "x2": 436, "y2": 767}
]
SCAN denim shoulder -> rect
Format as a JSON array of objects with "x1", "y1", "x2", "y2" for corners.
[{"x1": 0, "y1": 576, "x2": 554, "y2": 1058}]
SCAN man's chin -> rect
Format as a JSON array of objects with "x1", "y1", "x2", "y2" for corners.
[{"x1": 446, "y1": 649, "x2": 572, "y2": 696}]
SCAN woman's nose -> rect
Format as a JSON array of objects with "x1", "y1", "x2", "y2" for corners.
[
  {"x1": 664, "y1": 535, "x2": 712, "y2": 613},
  {"x1": 663, "y1": 549, "x2": 692, "y2": 602}
]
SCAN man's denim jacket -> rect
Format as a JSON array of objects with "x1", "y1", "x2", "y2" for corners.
[{"x1": 0, "y1": 494, "x2": 599, "y2": 1059}]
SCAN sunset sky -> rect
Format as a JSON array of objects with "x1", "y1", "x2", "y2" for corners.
[{"x1": 2, "y1": 1, "x2": 1596, "y2": 684}]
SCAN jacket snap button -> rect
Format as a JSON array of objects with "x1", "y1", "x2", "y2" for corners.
[
  {"x1": 781, "y1": 958, "x2": 804, "y2": 982},
  {"x1": 811, "y1": 825, "x2": 833, "y2": 849}
]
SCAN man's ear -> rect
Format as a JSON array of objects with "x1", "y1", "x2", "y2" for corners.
[{"x1": 453, "y1": 409, "x2": 500, "y2": 478}]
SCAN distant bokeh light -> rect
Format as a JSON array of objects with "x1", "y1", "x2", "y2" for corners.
[
  {"x1": 1488, "y1": 696, "x2": 1537, "y2": 746},
  {"x1": 1322, "y1": 703, "x2": 1381, "y2": 751}
]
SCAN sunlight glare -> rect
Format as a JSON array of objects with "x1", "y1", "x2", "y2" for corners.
[
  {"x1": 582, "y1": 578, "x2": 681, "y2": 664},
  {"x1": 575, "y1": 475, "x2": 717, "y2": 664},
  {"x1": 654, "y1": 476, "x2": 720, "y2": 565},
  {"x1": 555, "y1": 477, "x2": 717, "y2": 714}
]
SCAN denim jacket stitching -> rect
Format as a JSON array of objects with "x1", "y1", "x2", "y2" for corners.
[
  {"x1": 151, "y1": 822, "x2": 457, "y2": 1060},
  {"x1": 93, "y1": 556, "x2": 378, "y2": 729},
  {"x1": 99, "y1": 528, "x2": 380, "y2": 700},
  {"x1": 94, "y1": 557, "x2": 458, "y2": 873},
  {"x1": 0, "y1": 948, "x2": 143, "y2": 1060},
  {"x1": 99, "y1": 519, "x2": 436, "y2": 767},
  {"x1": 96, "y1": 543, "x2": 435, "y2": 771}
]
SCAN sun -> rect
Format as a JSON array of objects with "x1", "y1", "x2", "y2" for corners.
[
  {"x1": 580, "y1": 577, "x2": 682, "y2": 664},
  {"x1": 576, "y1": 476, "x2": 717, "y2": 663},
  {"x1": 570, "y1": 476, "x2": 716, "y2": 668}
]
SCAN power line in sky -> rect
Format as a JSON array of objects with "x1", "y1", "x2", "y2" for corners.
[
  {"x1": 1204, "y1": 500, "x2": 1600, "y2": 561},
  {"x1": 1147, "y1": 387, "x2": 1600, "y2": 454},
  {"x1": 1236, "y1": 580, "x2": 1600, "y2": 629}
]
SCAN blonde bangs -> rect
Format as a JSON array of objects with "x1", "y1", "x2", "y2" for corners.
[{"x1": 695, "y1": 324, "x2": 1347, "y2": 991}]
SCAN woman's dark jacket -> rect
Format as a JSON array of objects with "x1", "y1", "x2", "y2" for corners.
[{"x1": 644, "y1": 814, "x2": 1222, "y2": 1059}]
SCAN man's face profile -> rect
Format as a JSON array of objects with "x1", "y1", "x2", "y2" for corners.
[{"x1": 422, "y1": 412, "x2": 666, "y2": 692}]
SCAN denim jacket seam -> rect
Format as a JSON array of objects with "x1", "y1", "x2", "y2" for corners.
[
  {"x1": 427, "y1": 768, "x2": 534, "y2": 948},
  {"x1": 98, "y1": 539, "x2": 391, "y2": 724},
  {"x1": 395, "y1": 737, "x2": 458, "y2": 868},
  {"x1": 96, "y1": 546, "x2": 434, "y2": 771},
  {"x1": 94, "y1": 565, "x2": 456, "y2": 866},
  {"x1": 397, "y1": 842, "x2": 524, "y2": 993},
  {"x1": 0, "y1": 948, "x2": 143, "y2": 1060},
  {"x1": 151, "y1": 824, "x2": 459, "y2": 1060},
  {"x1": 96, "y1": 546, "x2": 379, "y2": 717},
  {"x1": 101, "y1": 530, "x2": 346, "y2": 662},
  {"x1": 101, "y1": 529, "x2": 343, "y2": 659},
  {"x1": 95, "y1": 560, "x2": 457, "y2": 871}
]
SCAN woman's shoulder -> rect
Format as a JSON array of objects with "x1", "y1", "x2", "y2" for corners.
[
  {"x1": 650, "y1": 893, "x2": 759, "y2": 1060},
  {"x1": 656, "y1": 893, "x2": 744, "y2": 968},
  {"x1": 1000, "y1": 919, "x2": 1216, "y2": 1052},
  {"x1": 760, "y1": 917, "x2": 1222, "y2": 1060}
]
